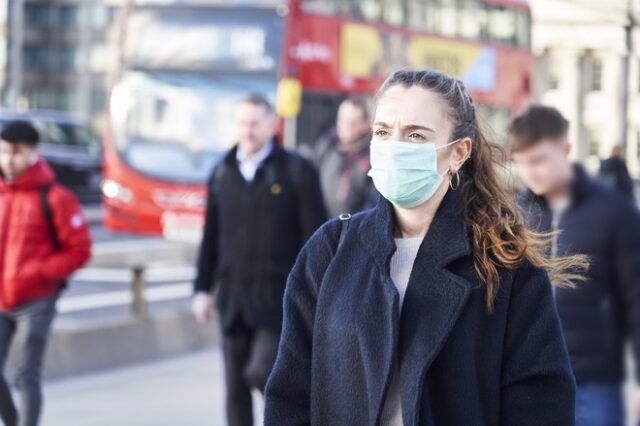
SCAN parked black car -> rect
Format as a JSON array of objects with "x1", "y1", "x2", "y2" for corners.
[{"x1": 0, "y1": 111, "x2": 102, "y2": 203}]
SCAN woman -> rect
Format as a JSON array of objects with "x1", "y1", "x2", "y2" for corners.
[{"x1": 264, "y1": 70, "x2": 586, "y2": 425}]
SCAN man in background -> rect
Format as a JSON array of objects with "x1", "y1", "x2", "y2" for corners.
[
  {"x1": 599, "y1": 145, "x2": 635, "y2": 201},
  {"x1": 192, "y1": 94, "x2": 326, "y2": 426},
  {"x1": 510, "y1": 105, "x2": 640, "y2": 426},
  {"x1": 313, "y1": 97, "x2": 377, "y2": 217},
  {"x1": 0, "y1": 121, "x2": 91, "y2": 426}
]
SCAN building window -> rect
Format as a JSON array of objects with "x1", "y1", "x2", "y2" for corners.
[
  {"x1": 589, "y1": 57, "x2": 603, "y2": 92},
  {"x1": 60, "y1": 5, "x2": 78, "y2": 27},
  {"x1": 547, "y1": 55, "x2": 560, "y2": 90},
  {"x1": 58, "y1": 89, "x2": 78, "y2": 111},
  {"x1": 23, "y1": 46, "x2": 49, "y2": 70},
  {"x1": 24, "y1": 4, "x2": 50, "y2": 28},
  {"x1": 91, "y1": 88, "x2": 107, "y2": 113},
  {"x1": 59, "y1": 47, "x2": 78, "y2": 71},
  {"x1": 588, "y1": 130, "x2": 600, "y2": 156},
  {"x1": 25, "y1": 87, "x2": 56, "y2": 110}
]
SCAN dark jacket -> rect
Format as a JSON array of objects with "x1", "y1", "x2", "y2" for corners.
[
  {"x1": 598, "y1": 157, "x2": 635, "y2": 200},
  {"x1": 194, "y1": 143, "x2": 327, "y2": 333},
  {"x1": 519, "y1": 165, "x2": 640, "y2": 384},
  {"x1": 265, "y1": 190, "x2": 575, "y2": 425},
  {"x1": 314, "y1": 129, "x2": 378, "y2": 217}
]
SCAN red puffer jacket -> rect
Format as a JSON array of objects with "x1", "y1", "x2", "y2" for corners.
[{"x1": 0, "y1": 160, "x2": 91, "y2": 310}]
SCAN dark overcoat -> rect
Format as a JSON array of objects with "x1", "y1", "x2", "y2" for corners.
[{"x1": 265, "y1": 189, "x2": 575, "y2": 425}]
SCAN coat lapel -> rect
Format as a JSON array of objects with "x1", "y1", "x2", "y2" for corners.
[
  {"x1": 356, "y1": 198, "x2": 400, "y2": 423},
  {"x1": 358, "y1": 190, "x2": 475, "y2": 425}
]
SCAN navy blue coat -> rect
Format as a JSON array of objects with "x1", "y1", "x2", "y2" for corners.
[
  {"x1": 264, "y1": 189, "x2": 575, "y2": 425},
  {"x1": 520, "y1": 165, "x2": 640, "y2": 383}
]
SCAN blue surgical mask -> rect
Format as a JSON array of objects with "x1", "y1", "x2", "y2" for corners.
[{"x1": 368, "y1": 139, "x2": 461, "y2": 209}]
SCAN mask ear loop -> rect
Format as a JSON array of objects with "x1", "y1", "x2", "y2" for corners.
[{"x1": 436, "y1": 138, "x2": 462, "y2": 178}]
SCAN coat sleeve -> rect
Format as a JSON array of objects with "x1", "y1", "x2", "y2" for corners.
[
  {"x1": 193, "y1": 170, "x2": 219, "y2": 294},
  {"x1": 39, "y1": 186, "x2": 92, "y2": 283},
  {"x1": 500, "y1": 266, "x2": 576, "y2": 425},
  {"x1": 613, "y1": 204, "x2": 640, "y2": 380},
  {"x1": 264, "y1": 220, "x2": 339, "y2": 425},
  {"x1": 264, "y1": 254, "x2": 316, "y2": 425},
  {"x1": 297, "y1": 159, "x2": 328, "y2": 242}
]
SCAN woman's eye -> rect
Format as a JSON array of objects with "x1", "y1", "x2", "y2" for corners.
[
  {"x1": 408, "y1": 133, "x2": 425, "y2": 140},
  {"x1": 374, "y1": 129, "x2": 389, "y2": 137}
]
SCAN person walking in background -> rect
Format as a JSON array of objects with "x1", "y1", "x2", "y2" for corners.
[
  {"x1": 192, "y1": 94, "x2": 326, "y2": 426},
  {"x1": 0, "y1": 121, "x2": 92, "y2": 426},
  {"x1": 313, "y1": 97, "x2": 378, "y2": 217},
  {"x1": 509, "y1": 105, "x2": 640, "y2": 426},
  {"x1": 265, "y1": 70, "x2": 583, "y2": 425},
  {"x1": 599, "y1": 145, "x2": 635, "y2": 201}
]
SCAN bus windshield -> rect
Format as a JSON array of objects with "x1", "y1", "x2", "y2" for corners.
[{"x1": 110, "y1": 71, "x2": 276, "y2": 184}]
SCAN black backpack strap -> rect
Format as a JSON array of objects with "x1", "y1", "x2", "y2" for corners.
[
  {"x1": 337, "y1": 213, "x2": 351, "y2": 250},
  {"x1": 41, "y1": 184, "x2": 60, "y2": 250}
]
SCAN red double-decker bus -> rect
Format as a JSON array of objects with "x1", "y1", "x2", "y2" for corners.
[{"x1": 102, "y1": 0, "x2": 532, "y2": 241}]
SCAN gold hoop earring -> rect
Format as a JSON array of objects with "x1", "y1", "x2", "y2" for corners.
[{"x1": 449, "y1": 169, "x2": 460, "y2": 191}]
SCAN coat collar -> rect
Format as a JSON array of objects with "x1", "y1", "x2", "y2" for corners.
[
  {"x1": 358, "y1": 187, "x2": 472, "y2": 274},
  {"x1": 223, "y1": 138, "x2": 283, "y2": 169},
  {"x1": 0, "y1": 160, "x2": 55, "y2": 192}
]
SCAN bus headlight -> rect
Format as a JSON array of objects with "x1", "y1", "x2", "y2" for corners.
[{"x1": 101, "y1": 179, "x2": 134, "y2": 204}]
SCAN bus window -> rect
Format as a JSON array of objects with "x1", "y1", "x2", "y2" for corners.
[
  {"x1": 516, "y1": 10, "x2": 531, "y2": 49},
  {"x1": 426, "y1": 0, "x2": 458, "y2": 38},
  {"x1": 304, "y1": 0, "x2": 382, "y2": 22},
  {"x1": 381, "y1": 0, "x2": 406, "y2": 26},
  {"x1": 301, "y1": 0, "x2": 338, "y2": 15},
  {"x1": 487, "y1": 6, "x2": 517, "y2": 46},
  {"x1": 360, "y1": 0, "x2": 382, "y2": 22},
  {"x1": 459, "y1": 0, "x2": 487, "y2": 41},
  {"x1": 406, "y1": 0, "x2": 427, "y2": 31}
]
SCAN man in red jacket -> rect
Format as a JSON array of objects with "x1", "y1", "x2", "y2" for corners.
[{"x1": 0, "y1": 121, "x2": 91, "y2": 426}]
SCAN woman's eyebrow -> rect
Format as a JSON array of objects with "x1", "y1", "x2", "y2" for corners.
[
  {"x1": 372, "y1": 121, "x2": 391, "y2": 128},
  {"x1": 373, "y1": 122, "x2": 437, "y2": 134},
  {"x1": 405, "y1": 124, "x2": 437, "y2": 134}
]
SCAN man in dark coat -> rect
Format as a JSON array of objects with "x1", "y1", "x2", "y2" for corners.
[
  {"x1": 510, "y1": 105, "x2": 640, "y2": 426},
  {"x1": 192, "y1": 94, "x2": 327, "y2": 426},
  {"x1": 598, "y1": 145, "x2": 635, "y2": 201}
]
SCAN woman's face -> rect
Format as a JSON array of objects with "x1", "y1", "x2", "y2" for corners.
[{"x1": 372, "y1": 85, "x2": 457, "y2": 175}]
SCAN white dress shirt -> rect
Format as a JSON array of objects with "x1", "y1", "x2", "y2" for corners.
[{"x1": 236, "y1": 142, "x2": 274, "y2": 182}]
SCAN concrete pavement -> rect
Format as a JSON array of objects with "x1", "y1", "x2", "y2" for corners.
[{"x1": 42, "y1": 348, "x2": 264, "y2": 426}]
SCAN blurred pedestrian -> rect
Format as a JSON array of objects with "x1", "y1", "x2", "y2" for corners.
[
  {"x1": 510, "y1": 105, "x2": 640, "y2": 426},
  {"x1": 313, "y1": 97, "x2": 377, "y2": 217},
  {"x1": 0, "y1": 120, "x2": 92, "y2": 426},
  {"x1": 598, "y1": 145, "x2": 635, "y2": 201},
  {"x1": 192, "y1": 94, "x2": 327, "y2": 426},
  {"x1": 265, "y1": 70, "x2": 582, "y2": 425}
]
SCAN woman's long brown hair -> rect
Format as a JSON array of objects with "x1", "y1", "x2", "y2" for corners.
[{"x1": 377, "y1": 70, "x2": 588, "y2": 312}]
